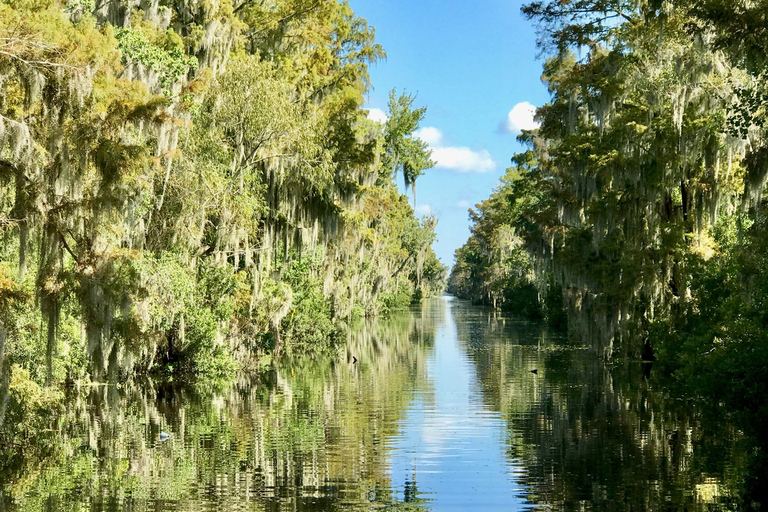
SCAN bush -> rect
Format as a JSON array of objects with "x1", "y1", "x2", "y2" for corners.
[
  {"x1": 377, "y1": 281, "x2": 413, "y2": 316},
  {"x1": 281, "y1": 252, "x2": 342, "y2": 356}
]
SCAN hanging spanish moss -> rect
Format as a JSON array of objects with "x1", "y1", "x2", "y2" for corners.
[
  {"x1": 0, "y1": 0, "x2": 446, "y2": 395},
  {"x1": 451, "y1": 0, "x2": 768, "y2": 359}
]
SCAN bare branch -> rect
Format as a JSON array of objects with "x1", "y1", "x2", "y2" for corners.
[{"x1": 0, "y1": 34, "x2": 83, "y2": 73}]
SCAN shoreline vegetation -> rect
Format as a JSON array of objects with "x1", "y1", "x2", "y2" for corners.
[
  {"x1": 3, "y1": 0, "x2": 768, "y2": 508},
  {"x1": 449, "y1": 1, "x2": 768, "y2": 508},
  {"x1": 0, "y1": 0, "x2": 446, "y2": 448}
]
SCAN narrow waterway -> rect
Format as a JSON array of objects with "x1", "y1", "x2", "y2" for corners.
[
  {"x1": 0, "y1": 297, "x2": 746, "y2": 511},
  {"x1": 387, "y1": 297, "x2": 530, "y2": 510}
]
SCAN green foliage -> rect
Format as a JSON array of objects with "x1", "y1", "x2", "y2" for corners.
[
  {"x1": 522, "y1": 0, "x2": 646, "y2": 53},
  {"x1": 280, "y1": 251, "x2": 342, "y2": 356},
  {"x1": 115, "y1": 28, "x2": 198, "y2": 92},
  {"x1": 0, "y1": 365, "x2": 63, "y2": 476},
  {"x1": 383, "y1": 89, "x2": 434, "y2": 202},
  {"x1": 0, "y1": 263, "x2": 27, "y2": 325},
  {"x1": 377, "y1": 280, "x2": 413, "y2": 315},
  {"x1": 4, "y1": 365, "x2": 62, "y2": 434},
  {"x1": 63, "y1": 0, "x2": 94, "y2": 17},
  {"x1": 450, "y1": 1, "x2": 757, "y2": 355},
  {"x1": 0, "y1": 0, "x2": 443, "y2": 423},
  {"x1": 448, "y1": 156, "x2": 563, "y2": 324}
]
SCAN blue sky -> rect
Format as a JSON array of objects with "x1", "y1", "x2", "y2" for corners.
[{"x1": 348, "y1": 0, "x2": 551, "y2": 266}]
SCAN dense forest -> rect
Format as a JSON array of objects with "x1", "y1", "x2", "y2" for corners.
[
  {"x1": 0, "y1": 0, "x2": 447, "y2": 438},
  {"x1": 449, "y1": 0, "x2": 768, "y2": 499}
]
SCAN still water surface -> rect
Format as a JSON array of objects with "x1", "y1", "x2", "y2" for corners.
[{"x1": 2, "y1": 297, "x2": 745, "y2": 510}]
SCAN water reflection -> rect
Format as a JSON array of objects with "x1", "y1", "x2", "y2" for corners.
[
  {"x1": 1, "y1": 306, "x2": 439, "y2": 512},
  {"x1": 451, "y1": 299, "x2": 746, "y2": 511},
  {"x1": 388, "y1": 297, "x2": 529, "y2": 511},
  {"x1": 0, "y1": 298, "x2": 755, "y2": 511}
]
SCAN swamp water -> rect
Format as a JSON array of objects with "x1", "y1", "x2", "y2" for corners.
[{"x1": 0, "y1": 297, "x2": 755, "y2": 511}]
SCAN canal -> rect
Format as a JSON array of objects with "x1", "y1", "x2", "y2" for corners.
[{"x1": 0, "y1": 297, "x2": 746, "y2": 510}]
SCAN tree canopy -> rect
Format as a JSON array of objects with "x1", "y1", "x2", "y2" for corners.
[{"x1": 0, "y1": 0, "x2": 447, "y2": 419}]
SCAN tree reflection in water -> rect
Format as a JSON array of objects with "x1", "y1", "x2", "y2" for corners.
[
  {"x1": 451, "y1": 300, "x2": 749, "y2": 511},
  {"x1": 0, "y1": 302, "x2": 443, "y2": 512},
  {"x1": 1, "y1": 298, "x2": 761, "y2": 511}
]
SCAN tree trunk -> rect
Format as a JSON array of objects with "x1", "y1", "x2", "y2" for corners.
[
  {"x1": 680, "y1": 179, "x2": 688, "y2": 222},
  {"x1": 0, "y1": 323, "x2": 8, "y2": 428}
]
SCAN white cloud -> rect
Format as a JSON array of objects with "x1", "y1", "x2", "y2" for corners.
[
  {"x1": 416, "y1": 126, "x2": 496, "y2": 174},
  {"x1": 457, "y1": 200, "x2": 471, "y2": 209},
  {"x1": 415, "y1": 204, "x2": 435, "y2": 217},
  {"x1": 414, "y1": 126, "x2": 443, "y2": 146},
  {"x1": 366, "y1": 108, "x2": 388, "y2": 124},
  {"x1": 431, "y1": 147, "x2": 495, "y2": 173},
  {"x1": 500, "y1": 102, "x2": 540, "y2": 134}
]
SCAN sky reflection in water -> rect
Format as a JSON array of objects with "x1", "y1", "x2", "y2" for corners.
[{"x1": 388, "y1": 297, "x2": 529, "y2": 511}]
